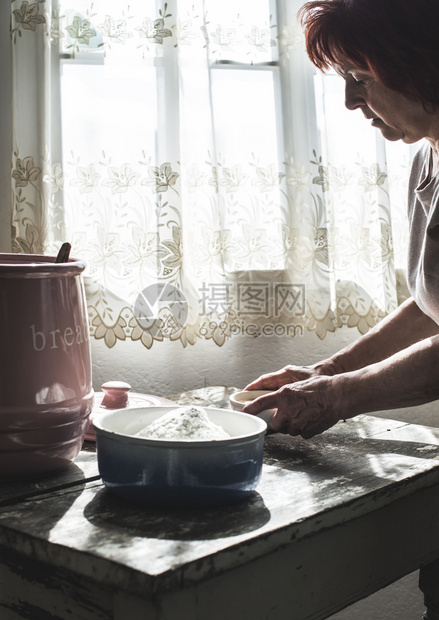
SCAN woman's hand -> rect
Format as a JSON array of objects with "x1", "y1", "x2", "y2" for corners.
[
  {"x1": 244, "y1": 332, "x2": 439, "y2": 439},
  {"x1": 244, "y1": 360, "x2": 339, "y2": 392},
  {"x1": 243, "y1": 375, "x2": 344, "y2": 439}
]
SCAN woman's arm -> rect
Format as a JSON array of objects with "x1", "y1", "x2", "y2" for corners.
[
  {"x1": 244, "y1": 332, "x2": 439, "y2": 438},
  {"x1": 336, "y1": 333, "x2": 439, "y2": 414},
  {"x1": 328, "y1": 297, "x2": 439, "y2": 374}
]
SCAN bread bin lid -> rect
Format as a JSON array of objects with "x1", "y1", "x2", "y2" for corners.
[{"x1": 85, "y1": 381, "x2": 176, "y2": 441}]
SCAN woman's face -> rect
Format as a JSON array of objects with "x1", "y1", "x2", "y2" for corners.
[{"x1": 334, "y1": 63, "x2": 437, "y2": 144}]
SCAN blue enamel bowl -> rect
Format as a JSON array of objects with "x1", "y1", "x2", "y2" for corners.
[{"x1": 93, "y1": 406, "x2": 267, "y2": 506}]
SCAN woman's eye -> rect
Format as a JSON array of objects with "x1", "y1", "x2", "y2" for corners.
[{"x1": 352, "y1": 76, "x2": 367, "y2": 85}]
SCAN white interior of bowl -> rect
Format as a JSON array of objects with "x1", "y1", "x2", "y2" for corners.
[
  {"x1": 229, "y1": 390, "x2": 274, "y2": 410},
  {"x1": 93, "y1": 406, "x2": 266, "y2": 443}
]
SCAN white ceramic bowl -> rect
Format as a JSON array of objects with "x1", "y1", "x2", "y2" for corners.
[
  {"x1": 94, "y1": 406, "x2": 267, "y2": 506},
  {"x1": 229, "y1": 390, "x2": 276, "y2": 428}
]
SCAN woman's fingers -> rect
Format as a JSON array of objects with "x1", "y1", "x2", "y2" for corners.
[
  {"x1": 243, "y1": 378, "x2": 341, "y2": 439},
  {"x1": 244, "y1": 373, "x2": 284, "y2": 391},
  {"x1": 242, "y1": 392, "x2": 279, "y2": 414},
  {"x1": 244, "y1": 364, "x2": 325, "y2": 391}
]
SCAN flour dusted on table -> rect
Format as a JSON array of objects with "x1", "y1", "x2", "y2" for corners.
[{"x1": 135, "y1": 406, "x2": 230, "y2": 441}]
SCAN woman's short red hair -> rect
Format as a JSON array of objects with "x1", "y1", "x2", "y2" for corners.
[{"x1": 298, "y1": 0, "x2": 439, "y2": 108}]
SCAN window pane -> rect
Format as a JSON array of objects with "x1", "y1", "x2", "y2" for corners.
[
  {"x1": 209, "y1": 67, "x2": 286, "y2": 271},
  {"x1": 204, "y1": 0, "x2": 278, "y2": 63},
  {"x1": 61, "y1": 63, "x2": 158, "y2": 161},
  {"x1": 211, "y1": 68, "x2": 281, "y2": 161}
]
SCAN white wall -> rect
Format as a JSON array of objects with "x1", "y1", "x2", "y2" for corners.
[
  {"x1": 91, "y1": 323, "x2": 357, "y2": 395},
  {"x1": 90, "y1": 323, "x2": 439, "y2": 428}
]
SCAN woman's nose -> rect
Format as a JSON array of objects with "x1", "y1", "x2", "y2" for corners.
[{"x1": 344, "y1": 81, "x2": 364, "y2": 111}]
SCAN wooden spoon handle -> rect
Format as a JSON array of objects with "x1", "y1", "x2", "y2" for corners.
[{"x1": 55, "y1": 242, "x2": 71, "y2": 263}]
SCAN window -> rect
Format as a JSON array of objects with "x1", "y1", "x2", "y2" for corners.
[
  {"x1": 58, "y1": 0, "x2": 291, "y2": 276},
  {"x1": 10, "y1": 0, "x2": 412, "y2": 347}
]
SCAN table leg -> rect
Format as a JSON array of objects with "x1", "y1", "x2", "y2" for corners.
[{"x1": 420, "y1": 560, "x2": 439, "y2": 620}]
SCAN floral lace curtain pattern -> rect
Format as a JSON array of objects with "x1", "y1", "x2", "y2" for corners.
[{"x1": 10, "y1": 0, "x2": 411, "y2": 348}]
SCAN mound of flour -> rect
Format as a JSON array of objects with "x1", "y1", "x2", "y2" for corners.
[{"x1": 135, "y1": 406, "x2": 230, "y2": 441}]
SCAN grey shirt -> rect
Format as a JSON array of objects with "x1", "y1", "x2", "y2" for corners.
[{"x1": 407, "y1": 142, "x2": 439, "y2": 325}]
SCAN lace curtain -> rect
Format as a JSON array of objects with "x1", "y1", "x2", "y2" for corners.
[{"x1": 10, "y1": 0, "x2": 412, "y2": 348}]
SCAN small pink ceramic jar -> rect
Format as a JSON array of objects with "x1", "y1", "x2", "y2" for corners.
[{"x1": 0, "y1": 253, "x2": 94, "y2": 479}]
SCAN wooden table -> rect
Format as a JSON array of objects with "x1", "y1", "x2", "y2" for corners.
[{"x1": 1, "y1": 386, "x2": 439, "y2": 620}]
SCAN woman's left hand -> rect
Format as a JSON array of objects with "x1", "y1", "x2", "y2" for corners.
[{"x1": 242, "y1": 376, "x2": 343, "y2": 439}]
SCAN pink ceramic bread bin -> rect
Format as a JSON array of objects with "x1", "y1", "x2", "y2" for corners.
[{"x1": 0, "y1": 253, "x2": 94, "y2": 479}]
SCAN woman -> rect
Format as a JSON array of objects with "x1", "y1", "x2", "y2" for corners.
[{"x1": 243, "y1": 0, "x2": 439, "y2": 438}]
